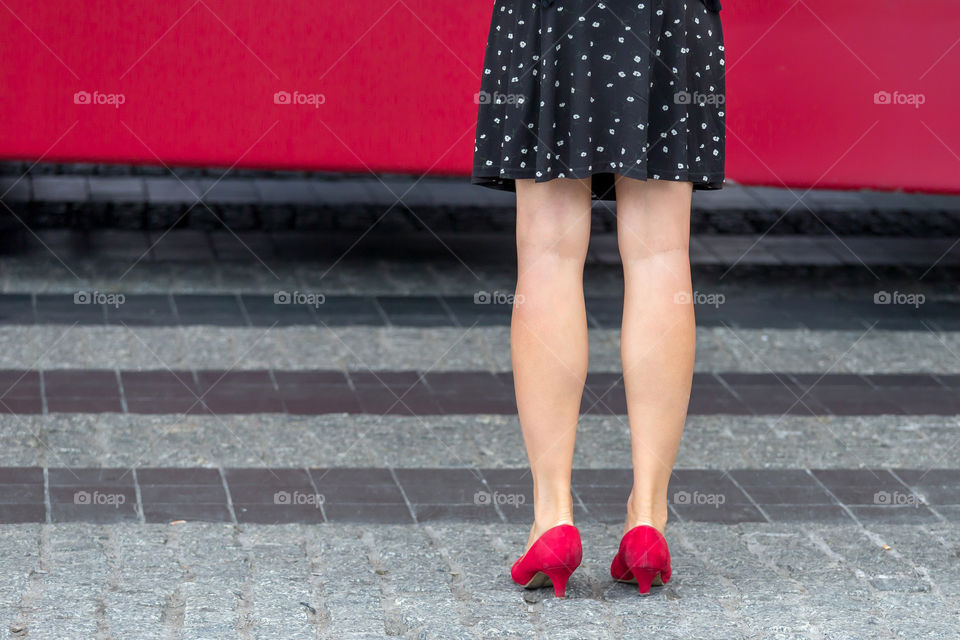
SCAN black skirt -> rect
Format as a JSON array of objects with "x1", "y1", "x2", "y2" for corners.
[{"x1": 472, "y1": 1, "x2": 726, "y2": 201}]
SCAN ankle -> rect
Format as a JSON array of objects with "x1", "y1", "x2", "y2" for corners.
[
  {"x1": 529, "y1": 498, "x2": 575, "y2": 546},
  {"x1": 625, "y1": 494, "x2": 667, "y2": 535},
  {"x1": 533, "y1": 508, "x2": 576, "y2": 534},
  {"x1": 532, "y1": 488, "x2": 574, "y2": 525}
]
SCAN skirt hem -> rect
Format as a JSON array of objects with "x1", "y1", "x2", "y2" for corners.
[{"x1": 471, "y1": 166, "x2": 725, "y2": 201}]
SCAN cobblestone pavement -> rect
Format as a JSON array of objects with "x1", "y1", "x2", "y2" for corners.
[
  {"x1": 0, "y1": 200, "x2": 959, "y2": 637},
  {"x1": 0, "y1": 414, "x2": 957, "y2": 470},
  {"x1": 4, "y1": 325, "x2": 960, "y2": 374},
  {"x1": 2, "y1": 522, "x2": 958, "y2": 639}
]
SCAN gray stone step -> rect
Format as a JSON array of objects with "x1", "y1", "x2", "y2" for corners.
[{"x1": 4, "y1": 164, "x2": 960, "y2": 236}]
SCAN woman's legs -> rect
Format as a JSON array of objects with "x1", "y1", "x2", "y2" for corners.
[
  {"x1": 613, "y1": 176, "x2": 696, "y2": 536},
  {"x1": 512, "y1": 177, "x2": 593, "y2": 550}
]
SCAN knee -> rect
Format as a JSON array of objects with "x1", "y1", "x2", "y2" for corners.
[
  {"x1": 616, "y1": 230, "x2": 690, "y2": 267},
  {"x1": 613, "y1": 178, "x2": 692, "y2": 264},
  {"x1": 515, "y1": 178, "x2": 593, "y2": 271},
  {"x1": 516, "y1": 208, "x2": 590, "y2": 273}
]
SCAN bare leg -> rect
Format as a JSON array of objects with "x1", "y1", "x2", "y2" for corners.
[
  {"x1": 512, "y1": 177, "x2": 593, "y2": 550},
  {"x1": 613, "y1": 176, "x2": 696, "y2": 536}
]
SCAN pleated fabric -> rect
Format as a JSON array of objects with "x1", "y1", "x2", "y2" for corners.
[{"x1": 472, "y1": 1, "x2": 726, "y2": 201}]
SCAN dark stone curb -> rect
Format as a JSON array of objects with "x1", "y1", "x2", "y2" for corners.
[
  {"x1": 1, "y1": 370, "x2": 958, "y2": 416},
  {"x1": 2, "y1": 227, "x2": 959, "y2": 270},
  {"x1": 4, "y1": 172, "x2": 958, "y2": 215},
  {"x1": 3, "y1": 165, "x2": 960, "y2": 236},
  {"x1": 1, "y1": 466, "x2": 955, "y2": 525},
  {"x1": 2, "y1": 293, "x2": 960, "y2": 331}
]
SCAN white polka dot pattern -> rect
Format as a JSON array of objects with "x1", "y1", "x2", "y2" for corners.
[{"x1": 472, "y1": 1, "x2": 726, "y2": 200}]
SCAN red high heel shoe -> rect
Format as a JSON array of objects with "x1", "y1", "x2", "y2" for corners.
[
  {"x1": 511, "y1": 524, "x2": 582, "y2": 597},
  {"x1": 610, "y1": 525, "x2": 671, "y2": 594}
]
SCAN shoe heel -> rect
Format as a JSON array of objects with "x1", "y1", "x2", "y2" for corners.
[
  {"x1": 543, "y1": 566, "x2": 575, "y2": 597},
  {"x1": 511, "y1": 524, "x2": 582, "y2": 597},
  {"x1": 631, "y1": 567, "x2": 660, "y2": 595},
  {"x1": 611, "y1": 525, "x2": 671, "y2": 595}
]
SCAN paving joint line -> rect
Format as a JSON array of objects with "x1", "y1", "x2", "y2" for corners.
[
  {"x1": 42, "y1": 467, "x2": 51, "y2": 524},
  {"x1": 726, "y1": 472, "x2": 773, "y2": 524},
  {"x1": 115, "y1": 368, "x2": 129, "y2": 414},
  {"x1": 473, "y1": 467, "x2": 508, "y2": 524},
  {"x1": 888, "y1": 468, "x2": 948, "y2": 524},
  {"x1": 130, "y1": 467, "x2": 146, "y2": 524},
  {"x1": 805, "y1": 468, "x2": 864, "y2": 527},
  {"x1": 218, "y1": 466, "x2": 239, "y2": 525},
  {"x1": 387, "y1": 465, "x2": 418, "y2": 525},
  {"x1": 304, "y1": 466, "x2": 329, "y2": 523}
]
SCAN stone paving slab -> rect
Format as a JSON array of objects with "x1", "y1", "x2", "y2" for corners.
[
  {"x1": 0, "y1": 522, "x2": 956, "y2": 639},
  {"x1": 3, "y1": 465, "x2": 958, "y2": 525},
  {"x1": 1, "y1": 292, "x2": 959, "y2": 332},
  {"x1": 5, "y1": 166, "x2": 960, "y2": 231},
  {"x1": 2, "y1": 250, "x2": 959, "y2": 297},
  {"x1": 2, "y1": 234, "x2": 960, "y2": 311},
  {"x1": 0, "y1": 368, "x2": 957, "y2": 417},
  {"x1": 3, "y1": 228, "x2": 960, "y2": 274},
  {"x1": 0, "y1": 413, "x2": 956, "y2": 473}
]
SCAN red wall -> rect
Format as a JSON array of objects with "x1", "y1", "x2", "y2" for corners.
[{"x1": 1, "y1": 1, "x2": 958, "y2": 193}]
